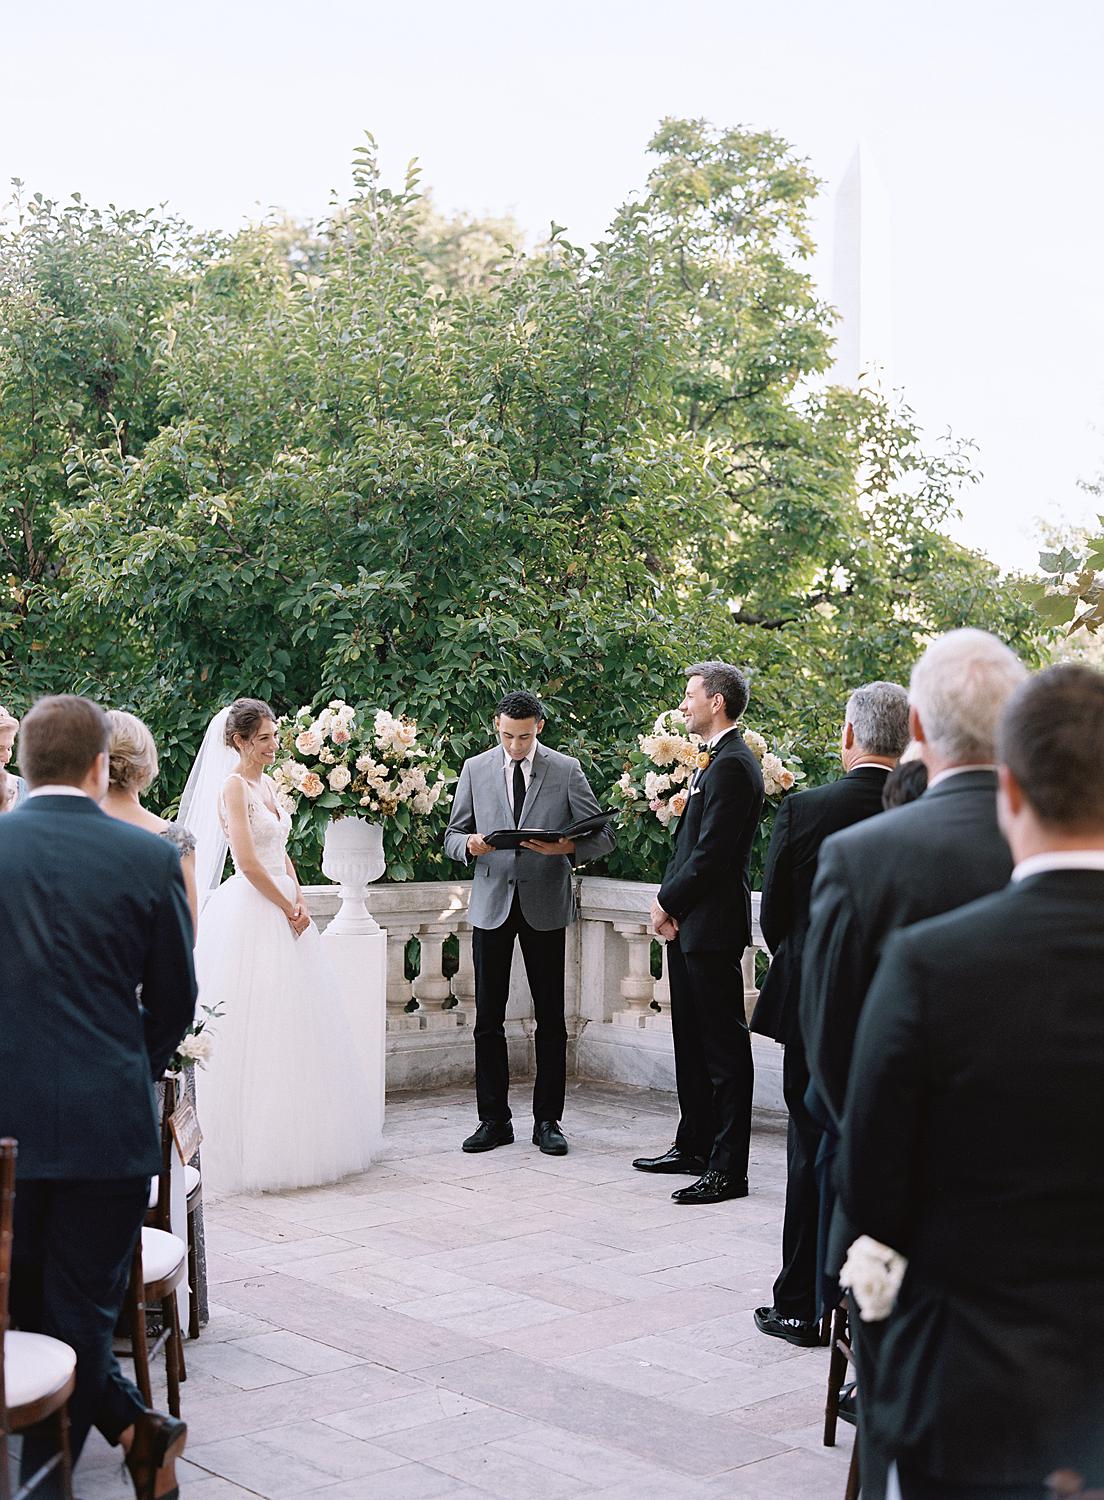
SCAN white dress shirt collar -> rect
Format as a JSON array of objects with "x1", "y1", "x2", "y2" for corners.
[
  {"x1": 707, "y1": 724, "x2": 740, "y2": 750},
  {"x1": 503, "y1": 743, "x2": 538, "y2": 786},
  {"x1": 850, "y1": 761, "x2": 892, "y2": 773},
  {"x1": 927, "y1": 763, "x2": 996, "y2": 790},
  {"x1": 1012, "y1": 850, "x2": 1104, "y2": 882},
  {"x1": 27, "y1": 784, "x2": 90, "y2": 799}
]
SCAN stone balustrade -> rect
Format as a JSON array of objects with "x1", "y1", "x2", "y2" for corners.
[{"x1": 304, "y1": 877, "x2": 783, "y2": 1113}]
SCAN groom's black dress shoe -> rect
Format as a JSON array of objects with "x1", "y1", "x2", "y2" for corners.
[
  {"x1": 671, "y1": 1170, "x2": 749, "y2": 1204},
  {"x1": 533, "y1": 1120, "x2": 568, "y2": 1155},
  {"x1": 632, "y1": 1146, "x2": 708, "y2": 1175},
  {"x1": 124, "y1": 1409, "x2": 187, "y2": 1500},
  {"x1": 753, "y1": 1305, "x2": 822, "y2": 1347},
  {"x1": 462, "y1": 1120, "x2": 514, "y2": 1153}
]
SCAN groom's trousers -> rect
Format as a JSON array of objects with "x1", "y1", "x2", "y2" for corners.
[
  {"x1": 471, "y1": 892, "x2": 567, "y2": 1123},
  {"x1": 668, "y1": 938, "x2": 754, "y2": 1178},
  {"x1": 12, "y1": 1176, "x2": 150, "y2": 1489}
]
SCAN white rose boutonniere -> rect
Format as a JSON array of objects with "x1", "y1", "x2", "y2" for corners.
[{"x1": 839, "y1": 1234, "x2": 909, "y2": 1322}]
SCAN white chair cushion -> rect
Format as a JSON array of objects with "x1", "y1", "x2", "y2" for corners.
[
  {"x1": 141, "y1": 1226, "x2": 187, "y2": 1283},
  {"x1": 4, "y1": 1330, "x2": 76, "y2": 1409},
  {"x1": 147, "y1": 1164, "x2": 201, "y2": 1209}
]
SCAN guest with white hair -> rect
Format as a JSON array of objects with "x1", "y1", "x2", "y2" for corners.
[
  {"x1": 103, "y1": 708, "x2": 199, "y2": 934},
  {"x1": 800, "y1": 627, "x2": 1028, "y2": 1499}
]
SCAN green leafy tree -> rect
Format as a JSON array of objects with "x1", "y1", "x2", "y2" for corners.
[{"x1": 1, "y1": 125, "x2": 1042, "y2": 882}]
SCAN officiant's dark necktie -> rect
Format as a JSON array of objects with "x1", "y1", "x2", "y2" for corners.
[{"x1": 513, "y1": 759, "x2": 526, "y2": 826}]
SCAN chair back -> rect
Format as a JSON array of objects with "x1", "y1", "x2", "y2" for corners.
[
  {"x1": 151, "y1": 1078, "x2": 177, "y2": 1234},
  {"x1": 1, "y1": 1137, "x2": 17, "y2": 1498}
]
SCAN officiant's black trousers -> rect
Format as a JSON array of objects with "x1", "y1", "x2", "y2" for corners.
[
  {"x1": 668, "y1": 940, "x2": 754, "y2": 1178},
  {"x1": 12, "y1": 1177, "x2": 150, "y2": 1489},
  {"x1": 472, "y1": 894, "x2": 566, "y2": 1123}
]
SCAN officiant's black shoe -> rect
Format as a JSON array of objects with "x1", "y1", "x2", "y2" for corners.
[
  {"x1": 533, "y1": 1120, "x2": 568, "y2": 1155},
  {"x1": 671, "y1": 1170, "x2": 748, "y2": 1204},
  {"x1": 753, "y1": 1305, "x2": 821, "y2": 1347},
  {"x1": 632, "y1": 1146, "x2": 708, "y2": 1175},
  {"x1": 462, "y1": 1120, "x2": 514, "y2": 1153}
]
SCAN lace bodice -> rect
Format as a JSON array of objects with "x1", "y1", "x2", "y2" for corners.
[{"x1": 218, "y1": 774, "x2": 291, "y2": 878}]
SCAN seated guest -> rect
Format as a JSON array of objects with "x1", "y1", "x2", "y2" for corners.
[
  {"x1": 104, "y1": 708, "x2": 199, "y2": 934},
  {"x1": 0, "y1": 702, "x2": 25, "y2": 812},
  {"x1": 839, "y1": 663, "x2": 1104, "y2": 1499},
  {"x1": 752, "y1": 680, "x2": 909, "y2": 1347},
  {"x1": 881, "y1": 757, "x2": 928, "y2": 809},
  {"x1": 0, "y1": 695, "x2": 197, "y2": 1499}
]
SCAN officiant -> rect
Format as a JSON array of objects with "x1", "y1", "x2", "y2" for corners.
[{"x1": 444, "y1": 689, "x2": 615, "y2": 1156}]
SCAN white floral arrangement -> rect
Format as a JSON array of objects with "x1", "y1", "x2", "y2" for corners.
[
  {"x1": 611, "y1": 709, "x2": 804, "y2": 828},
  {"x1": 273, "y1": 700, "x2": 449, "y2": 832},
  {"x1": 838, "y1": 1234, "x2": 909, "y2": 1322},
  {"x1": 169, "y1": 1002, "x2": 221, "y2": 1074}
]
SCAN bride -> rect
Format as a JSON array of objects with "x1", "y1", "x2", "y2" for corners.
[{"x1": 180, "y1": 697, "x2": 374, "y2": 1196}]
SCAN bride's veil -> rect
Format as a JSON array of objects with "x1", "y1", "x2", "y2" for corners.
[{"x1": 178, "y1": 706, "x2": 237, "y2": 910}]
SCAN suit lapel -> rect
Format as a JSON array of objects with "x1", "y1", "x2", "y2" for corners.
[
  {"x1": 486, "y1": 749, "x2": 514, "y2": 831},
  {"x1": 520, "y1": 745, "x2": 549, "y2": 825}
]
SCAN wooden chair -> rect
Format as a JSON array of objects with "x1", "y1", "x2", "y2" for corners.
[
  {"x1": 823, "y1": 1297, "x2": 860, "y2": 1500},
  {"x1": 1, "y1": 1139, "x2": 77, "y2": 1500},
  {"x1": 122, "y1": 1085, "x2": 188, "y2": 1418},
  {"x1": 147, "y1": 1161, "x2": 202, "y2": 1340}
]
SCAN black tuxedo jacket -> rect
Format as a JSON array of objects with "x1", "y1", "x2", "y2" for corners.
[
  {"x1": 800, "y1": 769, "x2": 1012, "y2": 1129},
  {"x1": 752, "y1": 766, "x2": 890, "y2": 1046},
  {"x1": 0, "y1": 795, "x2": 197, "y2": 1180},
  {"x1": 839, "y1": 870, "x2": 1104, "y2": 1486},
  {"x1": 657, "y1": 727, "x2": 764, "y2": 955}
]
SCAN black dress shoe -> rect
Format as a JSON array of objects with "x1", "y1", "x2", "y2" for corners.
[
  {"x1": 671, "y1": 1170, "x2": 749, "y2": 1204},
  {"x1": 533, "y1": 1120, "x2": 568, "y2": 1155},
  {"x1": 632, "y1": 1146, "x2": 708, "y2": 1174},
  {"x1": 461, "y1": 1120, "x2": 514, "y2": 1153},
  {"x1": 753, "y1": 1304, "x2": 822, "y2": 1347},
  {"x1": 124, "y1": 1409, "x2": 187, "y2": 1500}
]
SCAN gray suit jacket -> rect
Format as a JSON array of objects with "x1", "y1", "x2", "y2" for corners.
[{"x1": 444, "y1": 742, "x2": 615, "y2": 931}]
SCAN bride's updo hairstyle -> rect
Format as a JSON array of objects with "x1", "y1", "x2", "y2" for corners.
[
  {"x1": 107, "y1": 709, "x2": 159, "y2": 794},
  {"x1": 225, "y1": 698, "x2": 276, "y2": 750}
]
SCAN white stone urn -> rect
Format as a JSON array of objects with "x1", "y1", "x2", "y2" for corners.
[{"x1": 322, "y1": 816, "x2": 386, "y2": 935}]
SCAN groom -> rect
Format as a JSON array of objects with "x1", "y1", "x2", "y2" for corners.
[
  {"x1": 445, "y1": 689, "x2": 615, "y2": 1156},
  {"x1": 635, "y1": 662, "x2": 765, "y2": 1204}
]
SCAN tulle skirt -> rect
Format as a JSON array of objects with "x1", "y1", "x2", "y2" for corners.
[{"x1": 194, "y1": 872, "x2": 375, "y2": 1196}]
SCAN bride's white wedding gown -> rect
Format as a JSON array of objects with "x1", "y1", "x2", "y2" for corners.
[{"x1": 195, "y1": 774, "x2": 374, "y2": 1196}]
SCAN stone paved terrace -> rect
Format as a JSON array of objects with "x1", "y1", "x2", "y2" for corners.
[{"x1": 75, "y1": 1082, "x2": 854, "y2": 1499}]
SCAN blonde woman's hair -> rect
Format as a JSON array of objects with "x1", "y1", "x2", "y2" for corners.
[
  {"x1": 0, "y1": 704, "x2": 19, "y2": 731},
  {"x1": 107, "y1": 709, "x2": 159, "y2": 794}
]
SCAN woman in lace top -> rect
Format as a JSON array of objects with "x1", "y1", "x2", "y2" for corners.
[{"x1": 103, "y1": 709, "x2": 199, "y2": 935}]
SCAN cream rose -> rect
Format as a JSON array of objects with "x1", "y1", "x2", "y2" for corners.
[
  {"x1": 328, "y1": 765, "x2": 352, "y2": 792},
  {"x1": 300, "y1": 772, "x2": 324, "y2": 799},
  {"x1": 295, "y1": 729, "x2": 322, "y2": 756}
]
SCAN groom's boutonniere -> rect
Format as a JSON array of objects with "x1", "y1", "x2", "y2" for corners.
[{"x1": 696, "y1": 744, "x2": 713, "y2": 770}]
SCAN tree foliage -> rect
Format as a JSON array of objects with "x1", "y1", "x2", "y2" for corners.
[{"x1": 0, "y1": 123, "x2": 1041, "y2": 880}]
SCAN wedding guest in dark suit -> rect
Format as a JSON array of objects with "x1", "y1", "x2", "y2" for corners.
[
  {"x1": 801, "y1": 629, "x2": 1026, "y2": 1499},
  {"x1": 634, "y1": 662, "x2": 765, "y2": 1204},
  {"x1": 839, "y1": 663, "x2": 1104, "y2": 1499},
  {"x1": 751, "y1": 680, "x2": 909, "y2": 1347},
  {"x1": 0, "y1": 695, "x2": 197, "y2": 1500}
]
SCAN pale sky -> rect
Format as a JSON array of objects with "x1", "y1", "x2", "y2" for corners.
[{"x1": 6, "y1": 0, "x2": 1103, "y2": 571}]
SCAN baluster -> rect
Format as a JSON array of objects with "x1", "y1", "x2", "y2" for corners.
[
  {"x1": 385, "y1": 923, "x2": 421, "y2": 1031},
  {"x1": 741, "y1": 945, "x2": 759, "y2": 1025},
  {"x1": 452, "y1": 924, "x2": 477, "y2": 1026},
  {"x1": 412, "y1": 923, "x2": 455, "y2": 1027},
  {"x1": 612, "y1": 921, "x2": 657, "y2": 1027}
]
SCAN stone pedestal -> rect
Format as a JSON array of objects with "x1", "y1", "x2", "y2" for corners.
[{"x1": 322, "y1": 927, "x2": 387, "y2": 1150}]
